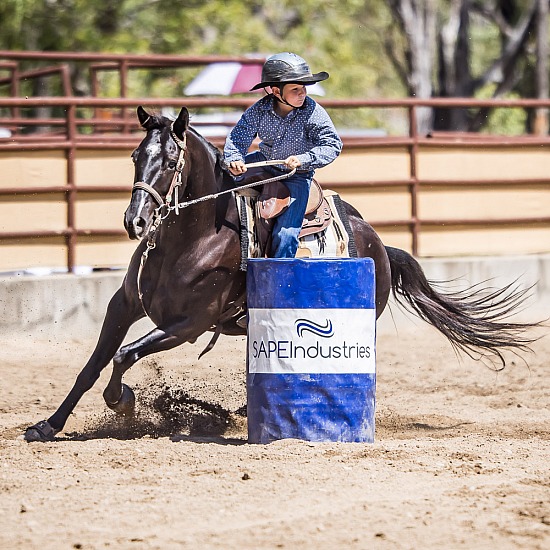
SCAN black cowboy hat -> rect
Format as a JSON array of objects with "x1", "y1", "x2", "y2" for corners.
[{"x1": 250, "y1": 52, "x2": 329, "y2": 91}]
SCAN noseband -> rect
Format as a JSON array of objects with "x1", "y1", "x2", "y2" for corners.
[{"x1": 132, "y1": 122, "x2": 187, "y2": 214}]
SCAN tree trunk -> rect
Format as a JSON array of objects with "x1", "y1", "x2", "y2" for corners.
[
  {"x1": 389, "y1": 0, "x2": 437, "y2": 134},
  {"x1": 435, "y1": 0, "x2": 472, "y2": 131},
  {"x1": 534, "y1": 0, "x2": 549, "y2": 135},
  {"x1": 389, "y1": 0, "x2": 539, "y2": 133}
]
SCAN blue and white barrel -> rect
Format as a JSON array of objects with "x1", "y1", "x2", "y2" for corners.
[{"x1": 246, "y1": 258, "x2": 376, "y2": 443}]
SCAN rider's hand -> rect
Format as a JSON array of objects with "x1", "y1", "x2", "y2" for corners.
[
  {"x1": 228, "y1": 161, "x2": 247, "y2": 176},
  {"x1": 285, "y1": 156, "x2": 301, "y2": 170}
]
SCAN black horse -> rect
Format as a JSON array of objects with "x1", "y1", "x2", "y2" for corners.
[{"x1": 25, "y1": 106, "x2": 540, "y2": 441}]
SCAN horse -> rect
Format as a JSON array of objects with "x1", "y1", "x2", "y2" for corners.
[{"x1": 24, "y1": 106, "x2": 541, "y2": 442}]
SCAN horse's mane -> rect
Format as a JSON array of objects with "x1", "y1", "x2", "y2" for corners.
[
  {"x1": 143, "y1": 112, "x2": 227, "y2": 172},
  {"x1": 189, "y1": 126, "x2": 227, "y2": 170}
]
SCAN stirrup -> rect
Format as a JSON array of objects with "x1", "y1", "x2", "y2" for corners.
[{"x1": 236, "y1": 315, "x2": 247, "y2": 329}]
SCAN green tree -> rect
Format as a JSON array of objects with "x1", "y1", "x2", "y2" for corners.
[{"x1": 1, "y1": 0, "x2": 547, "y2": 134}]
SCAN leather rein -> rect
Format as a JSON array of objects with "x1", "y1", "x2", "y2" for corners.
[{"x1": 134, "y1": 123, "x2": 295, "y2": 317}]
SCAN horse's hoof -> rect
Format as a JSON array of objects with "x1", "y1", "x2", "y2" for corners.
[
  {"x1": 24, "y1": 420, "x2": 57, "y2": 442},
  {"x1": 105, "y1": 384, "x2": 135, "y2": 416}
]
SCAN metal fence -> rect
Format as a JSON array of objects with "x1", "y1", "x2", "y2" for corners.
[{"x1": 1, "y1": 51, "x2": 550, "y2": 271}]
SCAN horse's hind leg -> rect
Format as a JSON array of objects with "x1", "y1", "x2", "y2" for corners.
[
  {"x1": 103, "y1": 321, "x2": 194, "y2": 415},
  {"x1": 25, "y1": 287, "x2": 139, "y2": 441}
]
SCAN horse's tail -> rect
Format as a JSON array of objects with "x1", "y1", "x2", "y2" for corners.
[{"x1": 385, "y1": 246, "x2": 542, "y2": 369}]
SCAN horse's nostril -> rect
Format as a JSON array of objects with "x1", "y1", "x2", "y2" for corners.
[{"x1": 129, "y1": 217, "x2": 146, "y2": 238}]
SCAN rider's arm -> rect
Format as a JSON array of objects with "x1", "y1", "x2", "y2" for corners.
[
  {"x1": 224, "y1": 105, "x2": 260, "y2": 167},
  {"x1": 295, "y1": 104, "x2": 343, "y2": 171}
]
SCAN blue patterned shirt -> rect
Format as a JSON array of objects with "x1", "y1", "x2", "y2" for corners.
[{"x1": 224, "y1": 95, "x2": 342, "y2": 171}]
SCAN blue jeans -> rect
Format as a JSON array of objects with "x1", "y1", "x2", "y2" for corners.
[{"x1": 243, "y1": 152, "x2": 312, "y2": 258}]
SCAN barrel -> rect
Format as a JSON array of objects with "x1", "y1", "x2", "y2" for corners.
[{"x1": 246, "y1": 258, "x2": 376, "y2": 443}]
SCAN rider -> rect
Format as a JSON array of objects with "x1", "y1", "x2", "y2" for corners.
[{"x1": 224, "y1": 52, "x2": 343, "y2": 258}]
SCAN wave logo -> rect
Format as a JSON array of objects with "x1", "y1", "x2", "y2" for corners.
[{"x1": 295, "y1": 318, "x2": 334, "y2": 338}]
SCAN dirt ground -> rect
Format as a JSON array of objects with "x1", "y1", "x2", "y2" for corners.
[{"x1": 0, "y1": 318, "x2": 549, "y2": 549}]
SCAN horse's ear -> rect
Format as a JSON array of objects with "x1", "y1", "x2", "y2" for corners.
[
  {"x1": 137, "y1": 106, "x2": 153, "y2": 129},
  {"x1": 172, "y1": 107, "x2": 189, "y2": 140}
]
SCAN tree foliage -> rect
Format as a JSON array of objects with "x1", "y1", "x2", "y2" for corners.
[{"x1": 0, "y1": 0, "x2": 547, "y2": 133}]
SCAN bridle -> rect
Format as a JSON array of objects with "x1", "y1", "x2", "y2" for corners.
[
  {"x1": 135, "y1": 122, "x2": 187, "y2": 314},
  {"x1": 132, "y1": 122, "x2": 187, "y2": 216}
]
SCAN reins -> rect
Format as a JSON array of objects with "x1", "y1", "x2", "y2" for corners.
[
  {"x1": 168, "y1": 159, "x2": 296, "y2": 212},
  {"x1": 135, "y1": 124, "x2": 295, "y2": 316}
]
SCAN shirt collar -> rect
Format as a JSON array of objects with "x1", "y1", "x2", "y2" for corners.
[{"x1": 260, "y1": 95, "x2": 302, "y2": 120}]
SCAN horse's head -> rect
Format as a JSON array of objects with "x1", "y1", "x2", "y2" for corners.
[{"x1": 125, "y1": 106, "x2": 190, "y2": 240}]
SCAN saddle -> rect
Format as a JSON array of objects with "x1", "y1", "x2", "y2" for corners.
[{"x1": 236, "y1": 167, "x2": 332, "y2": 256}]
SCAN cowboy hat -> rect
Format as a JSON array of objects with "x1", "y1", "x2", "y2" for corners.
[{"x1": 250, "y1": 52, "x2": 329, "y2": 91}]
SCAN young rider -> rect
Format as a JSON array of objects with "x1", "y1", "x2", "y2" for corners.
[{"x1": 224, "y1": 52, "x2": 343, "y2": 258}]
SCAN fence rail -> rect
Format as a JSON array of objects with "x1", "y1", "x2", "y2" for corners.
[{"x1": 1, "y1": 60, "x2": 550, "y2": 270}]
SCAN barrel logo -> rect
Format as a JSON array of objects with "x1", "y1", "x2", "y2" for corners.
[
  {"x1": 295, "y1": 318, "x2": 334, "y2": 338},
  {"x1": 248, "y1": 308, "x2": 376, "y2": 374}
]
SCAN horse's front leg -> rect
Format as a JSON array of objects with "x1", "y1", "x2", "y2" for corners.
[
  {"x1": 24, "y1": 287, "x2": 140, "y2": 442},
  {"x1": 102, "y1": 320, "x2": 194, "y2": 416}
]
